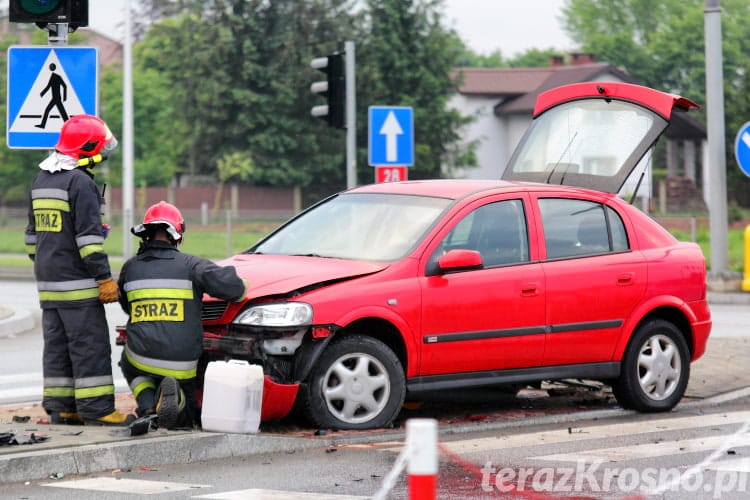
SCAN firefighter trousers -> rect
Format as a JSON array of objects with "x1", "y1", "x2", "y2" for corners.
[
  {"x1": 41, "y1": 304, "x2": 116, "y2": 419},
  {"x1": 119, "y1": 352, "x2": 197, "y2": 427}
]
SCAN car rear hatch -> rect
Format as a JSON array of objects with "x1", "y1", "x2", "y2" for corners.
[{"x1": 501, "y1": 81, "x2": 699, "y2": 194}]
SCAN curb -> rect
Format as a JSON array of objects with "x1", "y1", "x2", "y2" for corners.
[{"x1": 0, "y1": 431, "x2": 331, "y2": 485}]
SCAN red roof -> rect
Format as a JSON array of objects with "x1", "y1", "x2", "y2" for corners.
[{"x1": 452, "y1": 62, "x2": 633, "y2": 115}]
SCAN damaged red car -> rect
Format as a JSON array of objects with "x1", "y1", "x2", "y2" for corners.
[{"x1": 198, "y1": 82, "x2": 712, "y2": 430}]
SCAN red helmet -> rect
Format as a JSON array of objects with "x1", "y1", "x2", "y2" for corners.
[
  {"x1": 55, "y1": 114, "x2": 118, "y2": 159},
  {"x1": 131, "y1": 201, "x2": 185, "y2": 241}
]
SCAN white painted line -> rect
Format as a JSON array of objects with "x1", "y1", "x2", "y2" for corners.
[
  {"x1": 706, "y1": 457, "x2": 750, "y2": 473},
  {"x1": 44, "y1": 477, "x2": 209, "y2": 494},
  {"x1": 434, "y1": 410, "x2": 750, "y2": 454},
  {"x1": 0, "y1": 372, "x2": 42, "y2": 384},
  {"x1": 195, "y1": 489, "x2": 369, "y2": 499},
  {"x1": 533, "y1": 433, "x2": 750, "y2": 463}
]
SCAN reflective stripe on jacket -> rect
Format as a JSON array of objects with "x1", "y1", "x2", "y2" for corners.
[{"x1": 25, "y1": 169, "x2": 112, "y2": 309}]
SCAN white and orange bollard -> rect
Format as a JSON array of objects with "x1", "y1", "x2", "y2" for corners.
[{"x1": 406, "y1": 418, "x2": 438, "y2": 500}]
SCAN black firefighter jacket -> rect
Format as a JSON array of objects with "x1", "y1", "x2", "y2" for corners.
[
  {"x1": 118, "y1": 240, "x2": 247, "y2": 379},
  {"x1": 25, "y1": 167, "x2": 112, "y2": 309}
]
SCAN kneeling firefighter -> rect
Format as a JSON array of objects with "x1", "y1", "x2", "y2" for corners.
[
  {"x1": 25, "y1": 114, "x2": 135, "y2": 426},
  {"x1": 118, "y1": 201, "x2": 248, "y2": 429}
]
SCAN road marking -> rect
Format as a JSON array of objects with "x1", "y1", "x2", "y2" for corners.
[
  {"x1": 434, "y1": 410, "x2": 750, "y2": 454},
  {"x1": 195, "y1": 490, "x2": 368, "y2": 499},
  {"x1": 533, "y1": 433, "x2": 750, "y2": 463},
  {"x1": 44, "y1": 477, "x2": 209, "y2": 494},
  {"x1": 706, "y1": 457, "x2": 750, "y2": 473}
]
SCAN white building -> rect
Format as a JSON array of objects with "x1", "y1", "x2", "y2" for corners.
[{"x1": 448, "y1": 54, "x2": 707, "y2": 211}]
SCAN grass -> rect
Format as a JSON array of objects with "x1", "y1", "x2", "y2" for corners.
[{"x1": 0, "y1": 222, "x2": 279, "y2": 270}]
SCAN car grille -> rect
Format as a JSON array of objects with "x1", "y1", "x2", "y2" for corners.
[{"x1": 201, "y1": 301, "x2": 229, "y2": 321}]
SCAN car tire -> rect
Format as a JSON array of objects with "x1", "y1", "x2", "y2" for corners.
[
  {"x1": 612, "y1": 319, "x2": 689, "y2": 412},
  {"x1": 303, "y1": 335, "x2": 405, "y2": 430}
]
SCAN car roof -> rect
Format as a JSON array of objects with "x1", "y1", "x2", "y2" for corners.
[
  {"x1": 346, "y1": 178, "x2": 615, "y2": 202},
  {"x1": 348, "y1": 179, "x2": 514, "y2": 199}
]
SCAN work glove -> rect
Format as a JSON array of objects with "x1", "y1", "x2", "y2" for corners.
[{"x1": 97, "y1": 278, "x2": 119, "y2": 303}]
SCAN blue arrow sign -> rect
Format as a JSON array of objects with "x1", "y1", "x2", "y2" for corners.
[
  {"x1": 735, "y1": 122, "x2": 750, "y2": 178},
  {"x1": 7, "y1": 46, "x2": 98, "y2": 149},
  {"x1": 369, "y1": 106, "x2": 414, "y2": 166}
]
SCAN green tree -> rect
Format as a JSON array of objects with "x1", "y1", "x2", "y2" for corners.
[{"x1": 357, "y1": 0, "x2": 473, "y2": 181}]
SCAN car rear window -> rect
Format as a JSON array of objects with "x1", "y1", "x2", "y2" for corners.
[{"x1": 539, "y1": 198, "x2": 629, "y2": 259}]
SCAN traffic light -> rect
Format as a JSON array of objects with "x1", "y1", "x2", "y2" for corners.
[
  {"x1": 310, "y1": 53, "x2": 345, "y2": 129},
  {"x1": 9, "y1": 0, "x2": 89, "y2": 28}
]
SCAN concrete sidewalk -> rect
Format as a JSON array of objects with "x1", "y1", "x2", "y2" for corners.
[{"x1": 1, "y1": 293, "x2": 749, "y2": 486}]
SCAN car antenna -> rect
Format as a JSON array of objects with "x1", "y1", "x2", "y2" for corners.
[{"x1": 629, "y1": 170, "x2": 645, "y2": 205}]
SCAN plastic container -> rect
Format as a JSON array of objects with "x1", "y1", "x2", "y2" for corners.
[{"x1": 201, "y1": 359, "x2": 263, "y2": 434}]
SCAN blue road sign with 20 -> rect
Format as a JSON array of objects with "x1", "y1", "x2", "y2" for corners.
[
  {"x1": 735, "y1": 122, "x2": 750, "y2": 178},
  {"x1": 368, "y1": 106, "x2": 414, "y2": 166},
  {"x1": 7, "y1": 46, "x2": 98, "y2": 149}
]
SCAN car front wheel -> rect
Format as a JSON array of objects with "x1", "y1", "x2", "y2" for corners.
[
  {"x1": 612, "y1": 319, "x2": 689, "y2": 412},
  {"x1": 303, "y1": 335, "x2": 405, "y2": 430}
]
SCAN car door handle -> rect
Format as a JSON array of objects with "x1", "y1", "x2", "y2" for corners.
[
  {"x1": 521, "y1": 282, "x2": 539, "y2": 296},
  {"x1": 617, "y1": 272, "x2": 634, "y2": 285}
]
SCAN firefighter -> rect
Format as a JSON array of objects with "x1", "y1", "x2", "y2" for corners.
[
  {"x1": 25, "y1": 114, "x2": 135, "y2": 426},
  {"x1": 118, "y1": 201, "x2": 247, "y2": 429}
]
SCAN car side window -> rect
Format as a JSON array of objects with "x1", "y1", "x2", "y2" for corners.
[
  {"x1": 432, "y1": 199, "x2": 529, "y2": 268},
  {"x1": 539, "y1": 198, "x2": 629, "y2": 259}
]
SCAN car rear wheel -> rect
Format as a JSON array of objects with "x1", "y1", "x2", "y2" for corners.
[
  {"x1": 303, "y1": 336, "x2": 405, "y2": 430},
  {"x1": 612, "y1": 319, "x2": 689, "y2": 412}
]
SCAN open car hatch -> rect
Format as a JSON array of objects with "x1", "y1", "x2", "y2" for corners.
[{"x1": 502, "y1": 81, "x2": 700, "y2": 194}]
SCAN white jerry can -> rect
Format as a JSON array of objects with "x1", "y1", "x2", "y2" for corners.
[{"x1": 201, "y1": 359, "x2": 263, "y2": 434}]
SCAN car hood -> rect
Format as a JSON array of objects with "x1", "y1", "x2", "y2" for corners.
[
  {"x1": 502, "y1": 81, "x2": 700, "y2": 194},
  {"x1": 217, "y1": 254, "x2": 389, "y2": 299}
]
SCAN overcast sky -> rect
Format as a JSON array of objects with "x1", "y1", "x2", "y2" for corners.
[{"x1": 87, "y1": 0, "x2": 573, "y2": 57}]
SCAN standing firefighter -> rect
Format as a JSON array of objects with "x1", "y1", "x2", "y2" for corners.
[
  {"x1": 118, "y1": 201, "x2": 247, "y2": 429},
  {"x1": 25, "y1": 114, "x2": 134, "y2": 426}
]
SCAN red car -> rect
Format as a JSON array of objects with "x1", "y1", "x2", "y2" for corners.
[{"x1": 199, "y1": 82, "x2": 711, "y2": 430}]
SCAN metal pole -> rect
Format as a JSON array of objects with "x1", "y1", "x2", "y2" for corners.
[
  {"x1": 47, "y1": 23, "x2": 68, "y2": 45},
  {"x1": 122, "y1": 1, "x2": 135, "y2": 259},
  {"x1": 704, "y1": 0, "x2": 729, "y2": 274},
  {"x1": 345, "y1": 41, "x2": 357, "y2": 189}
]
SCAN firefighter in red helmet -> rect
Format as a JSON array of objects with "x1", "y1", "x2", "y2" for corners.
[
  {"x1": 25, "y1": 114, "x2": 135, "y2": 426},
  {"x1": 118, "y1": 201, "x2": 247, "y2": 429}
]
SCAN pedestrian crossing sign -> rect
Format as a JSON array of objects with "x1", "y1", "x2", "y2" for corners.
[{"x1": 6, "y1": 46, "x2": 98, "y2": 149}]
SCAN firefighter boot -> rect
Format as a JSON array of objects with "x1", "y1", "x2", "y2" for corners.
[
  {"x1": 49, "y1": 411, "x2": 84, "y2": 425},
  {"x1": 84, "y1": 410, "x2": 136, "y2": 427},
  {"x1": 156, "y1": 376, "x2": 186, "y2": 430}
]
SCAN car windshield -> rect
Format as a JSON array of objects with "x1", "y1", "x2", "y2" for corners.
[
  {"x1": 251, "y1": 192, "x2": 452, "y2": 261},
  {"x1": 504, "y1": 98, "x2": 666, "y2": 193}
]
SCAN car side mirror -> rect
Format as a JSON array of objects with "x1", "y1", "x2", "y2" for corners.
[{"x1": 435, "y1": 249, "x2": 483, "y2": 274}]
